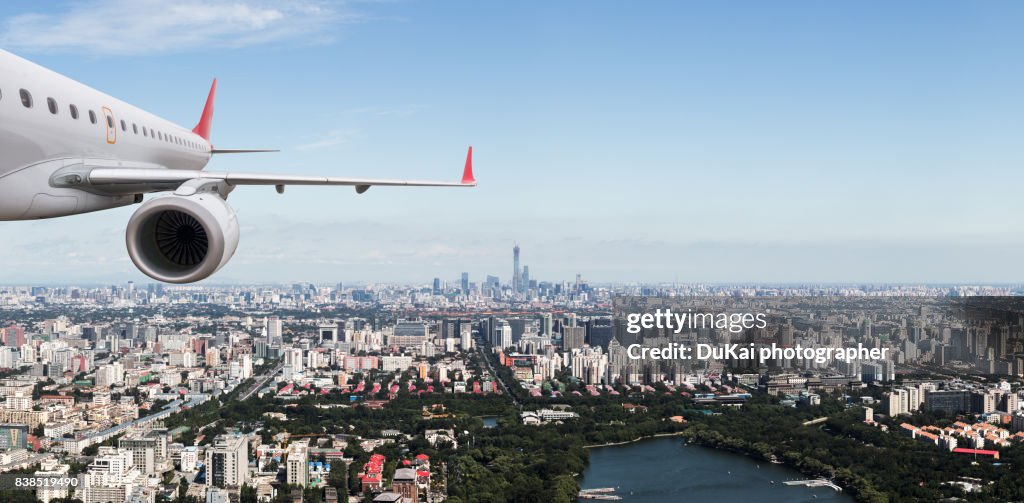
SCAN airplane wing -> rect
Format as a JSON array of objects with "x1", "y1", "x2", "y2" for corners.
[{"x1": 56, "y1": 147, "x2": 476, "y2": 196}]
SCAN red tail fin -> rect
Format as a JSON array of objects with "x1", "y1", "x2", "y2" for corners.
[
  {"x1": 461, "y1": 146, "x2": 475, "y2": 185},
  {"x1": 193, "y1": 79, "x2": 217, "y2": 141}
]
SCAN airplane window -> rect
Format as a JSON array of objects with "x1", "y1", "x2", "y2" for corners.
[
  {"x1": 70, "y1": 105, "x2": 79, "y2": 120},
  {"x1": 19, "y1": 89, "x2": 32, "y2": 108},
  {"x1": 89, "y1": 110, "x2": 97, "y2": 124},
  {"x1": 133, "y1": 123, "x2": 138, "y2": 134},
  {"x1": 106, "y1": 115, "x2": 114, "y2": 129},
  {"x1": 120, "y1": 120, "x2": 127, "y2": 131},
  {"x1": 143, "y1": 126, "x2": 148, "y2": 137},
  {"x1": 47, "y1": 98, "x2": 58, "y2": 114}
]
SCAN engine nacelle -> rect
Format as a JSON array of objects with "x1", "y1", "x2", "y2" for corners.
[{"x1": 126, "y1": 194, "x2": 239, "y2": 283}]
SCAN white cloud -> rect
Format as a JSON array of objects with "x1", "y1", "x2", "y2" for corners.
[{"x1": 0, "y1": 0, "x2": 363, "y2": 55}]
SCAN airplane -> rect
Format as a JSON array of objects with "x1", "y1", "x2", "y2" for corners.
[{"x1": 0, "y1": 49, "x2": 475, "y2": 284}]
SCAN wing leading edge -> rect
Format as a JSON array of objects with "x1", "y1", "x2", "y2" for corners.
[{"x1": 63, "y1": 147, "x2": 476, "y2": 195}]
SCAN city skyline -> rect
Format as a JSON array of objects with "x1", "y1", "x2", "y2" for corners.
[
  {"x1": 0, "y1": 272, "x2": 1022, "y2": 501},
  {"x1": 2, "y1": 1, "x2": 1024, "y2": 283}
]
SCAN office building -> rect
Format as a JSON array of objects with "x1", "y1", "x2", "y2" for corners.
[{"x1": 205, "y1": 433, "x2": 248, "y2": 488}]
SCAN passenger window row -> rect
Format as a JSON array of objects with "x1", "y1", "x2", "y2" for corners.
[{"x1": 4, "y1": 87, "x2": 208, "y2": 152}]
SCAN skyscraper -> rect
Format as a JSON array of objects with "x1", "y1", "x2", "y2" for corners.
[
  {"x1": 266, "y1": 316, "x2": 283, "y2": 347},
  {"x1": 512, "y1": 244, "x2": 521, "y2": 293},
  {"x1": 460, "y1": 272, "x2": 469, "y2": 293},
  {"x1": 493, "y1": 320, "x2": 512, "y2": 350},
  {"x1": 286, "y1": 441, "x2": 310, "y2": 486},
  {"x1": 206, "y1": 433, "x2": 248, "y2": 488},
  {"x1": 563, "y1": 326, "x2": 585, "y2": 351}
]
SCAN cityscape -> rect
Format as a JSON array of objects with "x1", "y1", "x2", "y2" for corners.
[
  {"x1": 1, "y1": 2, "x2": 1021, "y2": 502},
  {"x1": 0, "y1": 246, "x2": 1022, "y2": 502}
]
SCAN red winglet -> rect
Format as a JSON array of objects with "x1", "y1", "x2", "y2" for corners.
[
  {"x1": 461, "y1": 146, "x2": 475, "y2": 185},
  {"x1": 192, "y1": 78, "x2": 217, "y2": 141}
]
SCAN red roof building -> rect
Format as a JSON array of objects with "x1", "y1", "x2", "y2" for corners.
[{"x1": 952, "y1": 448, "x2": 1000, "y2": 460}]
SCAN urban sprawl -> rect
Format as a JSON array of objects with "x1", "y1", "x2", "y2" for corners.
[{"x1": 0, "y1": 248, "x2": 1023, "y2": 502}]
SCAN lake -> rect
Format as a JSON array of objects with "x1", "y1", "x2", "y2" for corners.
[{"x1": 579, "y1": 437, "x2": 854, "y2": 502}]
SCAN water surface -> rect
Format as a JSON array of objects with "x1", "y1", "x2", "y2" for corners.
[{"x1": 579, "y1": 437, "x2": 854, "y2": 502}]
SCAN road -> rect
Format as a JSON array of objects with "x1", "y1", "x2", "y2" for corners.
[
  {"x1": 83, "y1": 395, "x2": 209, "y2": 442},
  {"x1": 238, "y1": 361, "x2": 283, "y2": 401},
  {"x1": 474, "y1": 336, "x2": 518, "y2": 407}
]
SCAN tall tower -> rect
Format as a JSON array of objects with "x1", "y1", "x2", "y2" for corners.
[{"x1": 512, "y1": 244, "x2": 521, "y2": 293}]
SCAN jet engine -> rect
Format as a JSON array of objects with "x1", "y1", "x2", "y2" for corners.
[{"x1": 125, "y1": 193, "x2": 239, "y2": 283}]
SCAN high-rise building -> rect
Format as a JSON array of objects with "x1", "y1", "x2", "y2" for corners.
[
  {"x1": 541, "y1": 313, "x2": 553, "y2": 338},
  {"x1": 206, "y1": 433, "x2": 248, "y2": 488},
  {"x1": 432, "y1": 278, "x2": 441, "y2": 295},
  {"x1": 390, "y1": 320, "x2": 429, "y2": 348},
  {"x1": 286, "y1": 441, "x2": 309, "y2": 487},
  {"x1": 924, "y1": 390, "x2": 971, "y2": 414},
  {"x1": 82, "y1": 447, "x2": 142, "y2": 503},
  {"x1": 460, "y1": 324, "x2": 473, "y2": 351},
  {"x1": 512, "y1": 244, "x2": 521, "y2": 293},
  {"x1": 570, "y1": 346, "x2": 608, "y2": 385},
  {"x1": 493, "y1": 321, "x2": 512, "y2": 350},
  {"x1": 460, "y1": 272, "x2": 469, "y2": 293},
  {"x1": 317, "y1": 321, "x2": 341, "y2": 345},
  {"x1": 0, "y1": 423, "x2": 28, "y2": 449},
  {"x1": 266, "y1": 317, "x2": 283, "y2": 346},
  {"x1": 563, "y1": 326, "x2": 585, "y2": 352},
  {"x1": 971, "y1": 390, "x2": 996, "y2": 415},
  {"x1": 119, "y1": 430, "x2": 168, "y2": 476}
]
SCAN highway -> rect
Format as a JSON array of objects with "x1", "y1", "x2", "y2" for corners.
[
  {"x1": 82, "y1": 395, "x2": 208, "y2": 442},
  {"x1": 238, "y1": 361, "x2": 284, "y2": 401},
  {"x1": 474, "y1": 335, "x2": 518, "y2": 407}
]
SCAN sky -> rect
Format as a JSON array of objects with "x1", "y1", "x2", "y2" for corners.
[{"x1": 1, "y1": 0, "x2": 1024, "y2": 285}]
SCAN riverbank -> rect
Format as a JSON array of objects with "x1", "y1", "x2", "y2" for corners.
[{"x1": 582, "y1": 431, "x2": 686, "y2": 448}]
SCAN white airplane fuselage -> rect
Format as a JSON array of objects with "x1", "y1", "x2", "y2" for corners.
[{"x1": 0, "y1": 49, "x2": 209, "y2": 220}]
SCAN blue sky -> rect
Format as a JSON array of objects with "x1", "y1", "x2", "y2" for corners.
[{"x1": 2, "y1": 1, "x2": 1024, "y2": 285}]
